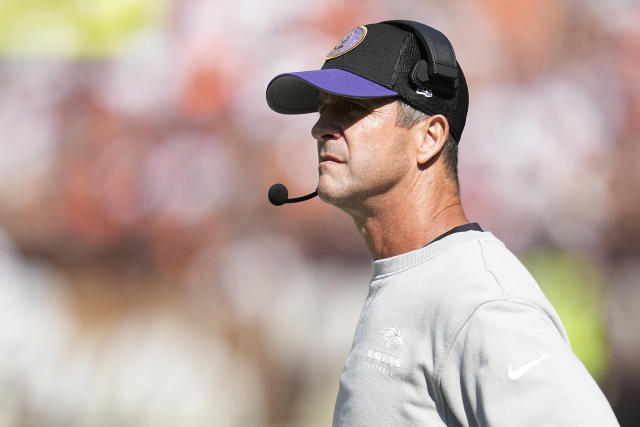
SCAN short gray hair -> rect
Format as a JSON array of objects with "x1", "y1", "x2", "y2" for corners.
[{"x1": 395, "y1": 101, "x2": 459, "y2": 190}]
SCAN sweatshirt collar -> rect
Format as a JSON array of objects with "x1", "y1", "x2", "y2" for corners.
[{"x1": 371, "y1": 224, "x2": 488, "y2": 280}]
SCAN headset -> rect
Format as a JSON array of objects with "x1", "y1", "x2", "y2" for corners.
[{"x1": 382, "y1": 20, "x2": 460, "y2": 97}]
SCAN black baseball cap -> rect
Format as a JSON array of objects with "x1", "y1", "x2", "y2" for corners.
[{"x1": 266, "y1": 22, "x2": 469, "y2": 142}]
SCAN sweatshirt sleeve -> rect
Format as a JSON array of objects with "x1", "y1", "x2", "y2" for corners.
[{"x1": 438, "y1": 299, "x2": 619, "y2": 427}]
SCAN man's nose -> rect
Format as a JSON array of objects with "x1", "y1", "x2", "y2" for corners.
[{"x1": 311, "y1": 112, "x2": 341, "y2": 143}]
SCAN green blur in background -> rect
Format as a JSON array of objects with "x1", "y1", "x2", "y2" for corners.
[
  {"x1": 524, "y1": 250, "x2": 610, "y2": 383},
  {"x1": 0, "y1": 0, "x2": 168, "y2": 58}
]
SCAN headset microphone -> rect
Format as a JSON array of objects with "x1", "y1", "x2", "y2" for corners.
[{"x1": 268, "y1": 183, "x2": 318, "y2": 206}]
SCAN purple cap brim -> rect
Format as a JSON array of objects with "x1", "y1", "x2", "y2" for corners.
[{"x1": 266, "y1": 69, "x2": 398, "y2": 114}]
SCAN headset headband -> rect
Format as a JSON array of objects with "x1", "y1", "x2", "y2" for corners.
[{"x1": 382, "y1": 20, "x2": 460, "y2": 96}]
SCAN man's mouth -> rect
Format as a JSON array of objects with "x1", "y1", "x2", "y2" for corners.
[{"x1": 319, "y1": 154, "x2": 344, "y2": 163}]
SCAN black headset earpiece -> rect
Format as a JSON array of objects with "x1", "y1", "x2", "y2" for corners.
[{"x1": 381, "y1": 20, "x2": 460, "y2": 97}]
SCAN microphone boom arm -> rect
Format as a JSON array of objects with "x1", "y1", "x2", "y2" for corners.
[{"x1": 286, "y1": 190, "x2": 318, "y2": 204}]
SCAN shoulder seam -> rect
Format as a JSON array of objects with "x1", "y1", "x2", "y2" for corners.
[
  {"x1": 478, "y1": 239, "x2": 505, "y2": 298},
  {"x1": 435, "y1": 298, "x2": 502, "y2": 385},
  {"x1": 434, "y1": 240, "x2": 505, "y2": 384}
]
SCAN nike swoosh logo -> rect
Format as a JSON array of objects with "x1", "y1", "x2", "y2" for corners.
[{"x1": 507, "y1": 354, "x2": 549, "y2": 380}]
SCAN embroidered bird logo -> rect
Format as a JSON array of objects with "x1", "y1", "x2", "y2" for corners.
[
  {"x1": 380, "y1": 327, "x2": 403, "y2": 348},
  {"x1": 333, "y1": 33, "x2": 352, "y2": 51}
]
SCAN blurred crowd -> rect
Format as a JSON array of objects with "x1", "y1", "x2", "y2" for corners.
[{"x1": 0, "y1": 0, "x2": 638, "y2": 425}]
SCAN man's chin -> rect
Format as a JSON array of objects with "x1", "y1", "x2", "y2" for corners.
[
  {"x1": 317, "y1": 183, "x2": 359, "y2": 211},
  {"x1": 317, "y1": 182, "x2": 346, "y2": 206},
  {"x1": 317, "y1": 187, "x2": 340, "y2": 205}
]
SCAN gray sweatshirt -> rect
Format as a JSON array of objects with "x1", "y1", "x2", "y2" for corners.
[{"x1": 332, "y1": 230, "x2": 619, "y2": 426}]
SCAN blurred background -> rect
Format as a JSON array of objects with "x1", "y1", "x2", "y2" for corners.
[{"x1": 0, "y1": 0, "x2": 638, "y2": 425}]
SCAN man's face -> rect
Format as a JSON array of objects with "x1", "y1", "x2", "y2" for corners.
[{"x1": 312, "y1": 93, "x2": 414, "y2": 212}]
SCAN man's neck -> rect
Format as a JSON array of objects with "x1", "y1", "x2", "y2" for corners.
[{"x1": 349, "y1": 184, "x2": 469, "y2": 260}]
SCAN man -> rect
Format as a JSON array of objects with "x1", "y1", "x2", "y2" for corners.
[{"x1": 266, "y1": 21, "x2": 619, "y2": 426}]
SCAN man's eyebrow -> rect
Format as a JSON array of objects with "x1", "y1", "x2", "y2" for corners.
[{"x1": 316, "y1": 93, "x2": 335, "y2": 109}]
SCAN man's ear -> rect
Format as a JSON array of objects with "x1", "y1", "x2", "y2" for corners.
[{"x1": 415, "y1": 114, "x2": 449, "y2": 167}]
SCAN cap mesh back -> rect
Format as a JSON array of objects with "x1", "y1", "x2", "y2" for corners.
[{"x1": 391, "y1": 32, "x2": 469, "y2": 142}]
